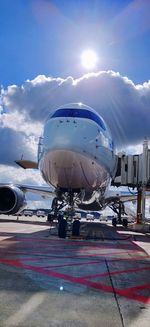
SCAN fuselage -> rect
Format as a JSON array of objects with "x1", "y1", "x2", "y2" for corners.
[{"x1": 38, "y1": 103, "x2": 117, "y2": 206}]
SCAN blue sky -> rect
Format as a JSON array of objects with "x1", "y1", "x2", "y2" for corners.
[
  {"x1": 0, "y1": 0, "x2": 150, "y2": 209},
  {"x1": 0, "y1": 0, "x2": 150, "y2": 87}
]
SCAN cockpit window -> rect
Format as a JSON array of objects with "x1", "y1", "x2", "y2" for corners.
[{"x1": 50, "y1": 108, "x2": 106, "y2": 130}]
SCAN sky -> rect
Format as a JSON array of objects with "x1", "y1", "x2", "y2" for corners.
[
  {"x1": 0, "y1": 0, "x2": 150, "y2": 86},
  {"x1": 0, "y1": 0, "x2": 150, "y2": 207}
]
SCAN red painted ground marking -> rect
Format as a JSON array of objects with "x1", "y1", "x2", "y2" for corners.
[
  {"x1": 16, "y1": 237, "x2": 102, "y2": 246},
  {"x1": 12, "y1": 238, "x2": 140, "y2": 254},
  {"x1": 0, "y1": 252, "x2": 149, "y2": 265},
  {"x1": 35, "y1": 260, "x2": 150, "y2": 270},
  {"x1": 44, "y1": 260, "x2": 103, "y2": 269},
  {"x1": 2, "y1": 240, "x2": 150, "y2": 256},
  {"x1": 4, "y1": 245, "x2": 144, "y2": 255},
  {"x1": 12, "y1": 240, "x2": 141, "y2": 249},
  {"x1": 16, "y1": 237, "x2": 136, "y2": 248},
  {"x1": 19, "y1": 236, "x2": 132, "y2": 245},
  {"x1": 20, "y1": 257, "x2": 108, "y2": 266},
  {"x1": 0, "y1": 257, "x2": 149, "y2": 304},
  {"x1": 110, "y1": 255, "x2": 149, "y2": 262},
  {"x1": 1, "y1": 228, "x2": 149, "y2": 304},
  {"x1": 79, "y1": 266, "x2": 150, "y2": 279},
  {"x1": 122, "y1": 284, "x2": 150, "y2": 293},
  {"x1": 17, "y1": 257, "x2": 51, "y2": 262},
  {"x1": 0, "y1": 250, "x2": 143, "y2": 260},
  {"x1": 110, "y1": 287, "x2": 150, "y2": 304},
  {"x1": 1, "y1": 234, "x2": 149, "y2": 304},
  {"x1": 0, "y1": 258, "x2": 25, "y2": 268}
]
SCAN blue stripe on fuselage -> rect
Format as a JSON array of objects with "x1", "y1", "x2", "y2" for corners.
[{"x1": 50, "y1": 108, "x2": 106, "y2": 131}]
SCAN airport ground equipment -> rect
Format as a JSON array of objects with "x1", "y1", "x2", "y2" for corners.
[{"x1": 36, "y1": 210, "x2": 45, "y2": 217}]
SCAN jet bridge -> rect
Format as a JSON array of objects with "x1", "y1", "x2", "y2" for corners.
[{"x1": 111, "y1": 139, "x2": 150, "y2": 223}]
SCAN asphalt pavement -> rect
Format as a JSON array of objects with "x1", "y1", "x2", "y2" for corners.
[{"x1": 0, "y1": 215, "x2": 150, "y2": 327}]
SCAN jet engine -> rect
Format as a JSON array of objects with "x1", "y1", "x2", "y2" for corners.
[{"x1": 0, "y1": 185, "x2": 26, "y2": 215}]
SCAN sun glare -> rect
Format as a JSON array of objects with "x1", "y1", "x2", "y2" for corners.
[{"x1": 81, "y1": 49, "x2": 98, "y2": 70}]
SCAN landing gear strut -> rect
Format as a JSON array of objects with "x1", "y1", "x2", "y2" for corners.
[
  {"x1": 109, "y1": 201, "x2": 128, "y2": 227},
  {"x1": 47, "y1": 195, "x2": 66, "y2": 237},
  {"x1": 112, "y1": 217, "x2": 117, "y2": 227},
  {"x1": 48, "y1": 189, "x2": 82, "y2": 238}
]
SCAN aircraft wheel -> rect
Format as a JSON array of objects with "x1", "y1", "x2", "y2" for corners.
[
  {"x1": 112, "y1": 217, "x2": 117, "y2": 227},
  {"x1": 47, "y1": 213, "x2": 54, "y2": 222},
  {"x1": 72, "y1": 220, "x2": 80, "y2": 236},
  {"x1": 58, "y1": 218, "x2": 67, "y2": 238},
  {"x1": 122, "y1": 218, "x2": 128, "y2": 227}
]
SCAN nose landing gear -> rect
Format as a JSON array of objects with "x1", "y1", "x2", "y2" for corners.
[{"x1": 48, "y1": 189, "x2": 81, "y2": 238}]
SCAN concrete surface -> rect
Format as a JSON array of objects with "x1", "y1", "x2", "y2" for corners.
[
  {"x1": 0, "y1": 215, "x2": 150, "y2": 327},
  {"x1": 128, "y1": 223, "x2": 150, "y2": 233}
]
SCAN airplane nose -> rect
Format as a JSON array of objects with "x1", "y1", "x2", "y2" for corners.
[{"x1": 43, "y1": 118, "x2": 98, "y2": 154}]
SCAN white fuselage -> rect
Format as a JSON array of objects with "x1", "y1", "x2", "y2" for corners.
[{"x1": 39, "y1": 103, "x2": 116, "y2": 202}]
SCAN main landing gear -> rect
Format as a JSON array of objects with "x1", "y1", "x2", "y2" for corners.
[
  {"x1": 112, "y1": 217, "x2": 128, "y2": 227},
  {"x1": 110, "y1": 201, "x2": 128, "y2": 228}
]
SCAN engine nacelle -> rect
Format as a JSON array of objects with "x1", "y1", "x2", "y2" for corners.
[{"x1": 0, "y1": 185, "x2": 26, "y2": 215}]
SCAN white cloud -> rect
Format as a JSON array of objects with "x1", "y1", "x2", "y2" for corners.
[
  {"x1": 0, "y1": 165, "x2": 45, "y2": 185},
  {"x1": 0, "y1": 70, "x2": 150, "y2": 186},
  {"x1": 1, "y1": 111, "x2": 42, "y2": 136},
  {"x1": 119, "y1": 143, "x2": 143, "y2": 155},
  {"x1": 2, "y1": 70, "x2": 150, "y2": 149},
  {"x1": 0, "y1": 110, "x2": 42, "y2": 165}
]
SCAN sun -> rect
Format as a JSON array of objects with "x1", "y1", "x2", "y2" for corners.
[{"x1": 81, "y1": 49, "x2": 98, "y2": 70}]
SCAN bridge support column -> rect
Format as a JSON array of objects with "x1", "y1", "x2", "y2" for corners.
[
  {"x1": 136, "y1": 186, "x2": 146, "y2": 224},
  {"x1": 141, "y1": 186, "x2": 146, "y2": 222},
  {"x1": 136, "y1": 188, "x2": 142, "y2": 224}
]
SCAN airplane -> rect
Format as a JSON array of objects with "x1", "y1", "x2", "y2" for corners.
[{"x1": 0, "y1": 103, "x2": 139, "y2": 237}]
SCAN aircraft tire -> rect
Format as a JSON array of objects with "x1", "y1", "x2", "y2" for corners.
[
  {"x1": 72, "y1": 220, "x2": 80, "y2": 236},
  {"x1": 47, "y1": 213, "x2": 54, "y2": 222},
  {"x1": 112, "y1": 217, "x2": 117, "y2": 227},
  {"x1": 58, "y1": 218, "x2": 67, "y2": 238},
  {"x1": 122, "y1": 218, "x2": 128, "y2": 227}
]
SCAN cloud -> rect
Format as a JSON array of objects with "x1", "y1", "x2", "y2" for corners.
[
  {"x1": 0, "y1": 70, "x2": 150, "y2": 205},
  {"x1": 0, "y1": 164, "x2": 46, "y2": 185},
  {"x1": 2, "y1": 70, "x2": 150, "y2": 151},
  {"x1": 0, "y1": 110, "x2": 42, "y2": 166}
]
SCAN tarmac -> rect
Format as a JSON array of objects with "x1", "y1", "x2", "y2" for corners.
[{"x1": 0, "y1": 215, "x2": 150, "y2": 327}]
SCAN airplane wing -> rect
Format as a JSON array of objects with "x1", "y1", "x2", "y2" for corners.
[
  {"x1": 15, "y1": 160, "x2": 38, "y2": 169},
  {"x1": 0, "y1": 182, "x2": 56, "y2": 215},
  {"x1": 119, "y1": 194, "x2": 138, "y2": 202},
  {"x1": 105, "y1": 193, "x2": 137, "y2": 204},
  {"x1": 105, "y1": 191, "x2": 150, "y2": 205},
  {"x1": 0, "y1": 183, "x2": 55, "y2": 198},
  {"x1": 16, "y1": 184, "x2": 55, "y2": 198}
]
